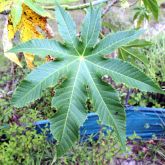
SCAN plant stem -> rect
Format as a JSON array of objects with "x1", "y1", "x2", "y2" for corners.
[
  {"x1": 102, "y1": 0, "x2": 118, "y2": 17},
  {"x1": 43, "y1": 0, "x2": 109, "y2": 11},
  {"x1": 125, "y1": 89, "x2": 132, "y2": 106},
  {"x1": 51, "y1": 154, "x2": 57, "y2": 165}
]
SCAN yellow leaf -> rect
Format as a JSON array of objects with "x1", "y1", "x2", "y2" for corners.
[
  {"x1": 7, "y1": 3, "x2": 48, "y2": 68},
  {"x1": 7, "y1": 24, "x2": 15, "y2": 40},
  {"x1": 19, "y1": 4, "x2": 47, "y2": 42},
  {"x1": 24, "y1": 53, "x2": 35, "y2": 69}
]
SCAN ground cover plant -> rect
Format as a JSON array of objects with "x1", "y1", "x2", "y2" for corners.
[{"x1": 9, "y1": 3, "x2": 164, "y2": 157}]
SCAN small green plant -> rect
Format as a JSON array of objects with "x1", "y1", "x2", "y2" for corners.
[
  {"x1": 9, "y1": 4, "x2": 163, "y2": 156},
  {"x1": 0, "y1": 124, "x2": 47, "y2": 165},
  {"x1": 56, "y1": 130, "x2": 122, "y2": 165},
  {"x1": 133, "y1": 0, "x2": 159, "y2": 27},
  {"x1": 133, "y1": 6, "x2": 150, "y2": 28},
  {"x1": 142, "y1": 0, "x2": 159, "y2": 20},
  {"x1": 127, "y1": 34, "x2": 165, "y2": 108},
  {"x1": 145, "y1": 34, "x2": 165, "y2": 82}
]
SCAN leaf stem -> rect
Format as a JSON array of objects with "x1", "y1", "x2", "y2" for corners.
[{"x1": 42, "y1": 0, "x2": 109, "y2": 11}]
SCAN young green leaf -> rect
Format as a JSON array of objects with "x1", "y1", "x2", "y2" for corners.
[
  {"x1": 142, "y1": 0, "x2": 159, "y2": 20},
  {"x1": 118, "y1": 47, "x2": 149, "y2": 65},
  {"x1": 10, "y1": 5, "x2": 164, "y2": 157},
  {"x1": 118, "y1": 39, "x2": 151, "y2": 65},
  {"x1": 133, "y1": 6, "x2": 150, "y2": 27}
]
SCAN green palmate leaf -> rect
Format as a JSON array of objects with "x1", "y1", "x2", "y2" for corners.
[
  {"x1": 10, "y1": 5, "x2": 163, "y2": 157},
  {"x1": 9, "y1": 39, "x2": 72, "y2": 58},
  {"x1": 81, "y1": 6, "x2": 102, "y2": 50},
  {"x1": 11, "y1": 0, "x2": 23, "y2": 27},
  {"x1": 142, "y1": 0, "x2": 159, "y2": 20}
]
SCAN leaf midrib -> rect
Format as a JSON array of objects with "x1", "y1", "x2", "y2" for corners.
[
  {"x1": 11, "y1": 47, "x2": 72, "y2": 57},
  {"x1": 59, "y1": 61, "x2": 81, "y2": 142}
]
